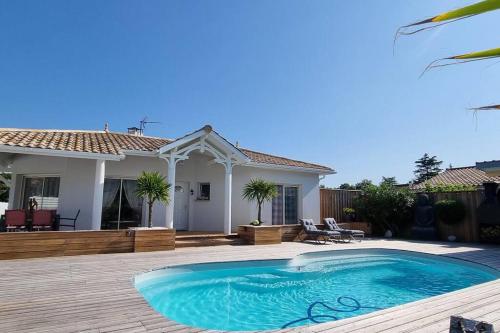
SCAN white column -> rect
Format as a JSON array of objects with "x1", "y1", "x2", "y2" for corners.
[
  {"x1": 166, "y1": 156, "x2": 176, "y2": 229},
  {"x1": 91, "y1": 159, "x2": 105, "y2": 230},
  {"x1": 223, "y1": 161, "x2": 232, "y2": 235},
  {"x1": 7, "y1": 174, "x2": 16, "y2": 209}
]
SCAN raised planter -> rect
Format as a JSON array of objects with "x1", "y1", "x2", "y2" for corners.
[
  {"x1": 130, "y1": 227, "x2": 176, "y2": 252},
  {"x1": 238, "y1": 225, "x2": 282, "y2": 245},
  {"x1": 0, "y1": 228, "x2": 176, "y2": 260}
]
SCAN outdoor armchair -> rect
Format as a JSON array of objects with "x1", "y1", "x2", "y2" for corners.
[
  {"x1": 4, "y1": 210, "x2": 27, "y2": 232},
  {"x1": 58, "y1": 209, "x2": 80, "y2": 230}
]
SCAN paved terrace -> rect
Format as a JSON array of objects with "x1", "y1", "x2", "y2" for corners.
[{"x1": 1, "y1": 240, "x2": 499, "y2": 333}]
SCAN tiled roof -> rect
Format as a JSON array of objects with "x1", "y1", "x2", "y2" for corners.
[
  {"x1": 0, "y1": 129, "x2": 171, "y2": 155},
  {"x1": 240, "y1": 148, "x2": 333, "y2": 171},
  {"x1": 411, "y1": 166, "x2": 500, "y2": 189},
  {"x1": 0, "y1": 128, "x2": 333, "y2": 172}
]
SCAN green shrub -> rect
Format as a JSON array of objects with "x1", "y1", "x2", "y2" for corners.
[
  {"x1": 423, "y1": 183, "x2": 476, "y2": 193},
  {"x1": 434, "y1": 199, "x2": 466, "y2": 225},
  {"x1": 354, "y1": 183, "x2": 415, "y2": 236},
  {"x1": 343, "y1": 207, "x2": 355, "y2": 215}
]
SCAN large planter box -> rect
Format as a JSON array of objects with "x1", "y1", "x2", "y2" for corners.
[
  {"x1": 238, "y1": 225, "x2": 282, "y2": 245},
  {"x1": 0, "y1": 228, "x2": 176, "y2": 260},
  {"x1": 131, "y1": 227, "x2": 176, "y2": 252}
]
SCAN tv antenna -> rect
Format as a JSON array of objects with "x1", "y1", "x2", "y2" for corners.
[{"x1": 138, "y1": 117, "x2": 160, "y2": 135}]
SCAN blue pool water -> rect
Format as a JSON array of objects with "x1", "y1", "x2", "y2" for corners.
[{"x1": 135, "y1": 249, "x2": 499, "y2": 331}]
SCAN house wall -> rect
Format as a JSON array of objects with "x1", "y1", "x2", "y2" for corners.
[
  {"x1": 9, "y1": 155, "x2": 168, "y2": 229},
  {"x1": 231, "y1": 165, "x2": 320, "y2": 230},
  {"x1": 9, "y1": 153, "x2": 321, "y2": 232}
]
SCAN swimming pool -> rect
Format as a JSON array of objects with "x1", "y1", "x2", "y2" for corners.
[{"x1": 135, "y1": 249, "x2": 499, "y2": 331}]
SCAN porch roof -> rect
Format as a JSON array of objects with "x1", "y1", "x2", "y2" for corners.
[{"x1": 0, "y1": 127, "x2": 334, "y2": 173}]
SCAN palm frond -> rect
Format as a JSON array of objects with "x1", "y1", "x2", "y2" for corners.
[
  {"x1": 396, "y1": 0, "x2": 500, "y2": 39},
  {"x1": 242, "y1": 178, "x2": 278, "y2": 203},
  {"x1": 421, "y1": 47, "x2": 500, "y2": 76},
  {"x1": 136, "y1": 171, "x2": 171, "y2": 204},
  {"x1": 470, "y1": 104, "x2": 500, "y2": 111}
]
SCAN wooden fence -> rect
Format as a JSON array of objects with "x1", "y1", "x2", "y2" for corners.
[
  {"x1": 319, "y1": 188, "x2": 483, "y2": 242},
  {"x1": 430, "y1": 191, "x2": 482, "y2": 242},
  {"x1": 320, "y1": 189, "x2": 361, "y2": 222}
]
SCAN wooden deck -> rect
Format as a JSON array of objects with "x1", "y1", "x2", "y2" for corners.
[{"x1": 0, "y1": 239, "x2": 499, "y2": 333}]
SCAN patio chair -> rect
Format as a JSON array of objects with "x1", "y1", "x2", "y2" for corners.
[
  {"x1": 299, "y1": 218, "x2": 340, "y2": 244},
  {"x1": 323, "y1": 218, "x2": 364, "y2": 242},
  {"x1": 5, "y1": 210, "x2": 27, "y2": 232},
  {"x1": 32, "y1": 210, "x2": 54, "y2": 231},
  {"x1": 58, "y1": 209, "x2": 80, "y2": 230}
]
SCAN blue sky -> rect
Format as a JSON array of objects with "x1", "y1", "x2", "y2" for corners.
[{"x1": 1, "y1": 0, "x2": 499, "y2": 187}]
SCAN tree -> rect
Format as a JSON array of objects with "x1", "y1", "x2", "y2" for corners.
[
  {"x1": 380, "y1": 177, "x2": 398, "y2": 187},
  {"x1": 355, "y1": 179, "x2": 374, "y2": 191},
  {"x1": 354, "y1": 182, "x2": 415, "y2": 235},
  {"x1": 136, "y1": 171, "x2": 171, "y2": 228},
  {"x1": 414, "y1": 154, "x2": 442, "y2": 184},
  {"x1": 242, "y1": 178, "x2": 278, "y2": 224},
  {"x1": 338, "y1": 183, "x2": 355, "y2": 190}
]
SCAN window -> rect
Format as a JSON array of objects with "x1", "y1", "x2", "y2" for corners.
[
  {"x1": 101, "y1": 178, "x2": 143, "y2": 230},
  {"x1": 198, "y1": 183, "x2": 210, "y2": 200},
  {"x1": 22, "y1": 176, "x2": 60, "y2": 210},
  {"x1": 272, "y1": 185, "x2": 299, "y2": 225}
]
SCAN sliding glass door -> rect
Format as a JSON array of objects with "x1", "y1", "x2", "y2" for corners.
[
  {"x1": 101, "y1": 178, "x2": 143, "y2": 230},
  {"x1": 272, "y1": 185, "x2": 299, "y2": 225}
]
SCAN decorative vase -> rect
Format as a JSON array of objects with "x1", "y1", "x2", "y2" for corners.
[{"x1": 384, "y1": 230, "x2": 393, "y2": 238}]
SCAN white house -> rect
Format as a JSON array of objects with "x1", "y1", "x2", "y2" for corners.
[{"x1": 0, "y1": 125, "x2": 334, "y2": 234}]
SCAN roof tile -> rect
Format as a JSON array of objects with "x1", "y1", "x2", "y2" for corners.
[
  {"x1": 411, "y1": 166, "x2": 500, "y2": 189},
  {"x1": 0, "y1": 129, "x2": 333, "y2": 172}
]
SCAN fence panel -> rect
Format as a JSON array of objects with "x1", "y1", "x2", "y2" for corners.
[
  {"x1": 431, "y1": 191, "x2": 482, "y2": 242},
  {"x1": 320, "y1": 189, "x2": 361, "y2": 222}
]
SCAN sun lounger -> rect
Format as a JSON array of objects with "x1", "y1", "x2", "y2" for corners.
[
  {"x1": 299, "y1": 218, "x2": 340, "y2": 244},
  {"x1": 323, "y1": 218, "x2": 364, "y2": 242}
]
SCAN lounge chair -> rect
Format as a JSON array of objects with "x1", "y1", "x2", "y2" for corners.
[
  {"x1": 59, "y1": 209, "x2": 80, "y2": 230},
  {"x1": 299, "y1": 218, "x2": 340, "y2": 244},
  {"x1": 32, "y1": 210, "x2": 54, "y2": 231},
  {"x1": 4, "y1": 210, "x2": 27, "y2": 232},
  {"x1": 323, "y1": 218, "x2": 364, "y2": 242}
]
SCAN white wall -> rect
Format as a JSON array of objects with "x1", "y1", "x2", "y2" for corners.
[
  {"x1": 9, "y1": 153, "x2": 321, "y2": 232},
  {"x1": 9, "y1": 155, "x2": 169, "y2": 230},
  {"x1": 175, "y1": 153, "x2": 226, "y2": 231},
  {"x1": 231, "y1": 165, "x2": 320, "y2": 230}
]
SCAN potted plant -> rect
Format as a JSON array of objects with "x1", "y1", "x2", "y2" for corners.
[
  {"x1": 343, "y1": 207, "x2": 356, "y2": 222},
  {"x1": 136, "y1": 171, "x2": 171, "y2": 228},
  {"x1": 242, "y1": 178, "x2": 278, "y2": 226},
  {"x1": 434, "y1": 199, "x2": 466, "y2": 241}
]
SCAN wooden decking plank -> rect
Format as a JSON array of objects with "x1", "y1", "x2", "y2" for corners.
[{"x1": 0, "y1": 240, "x2": 498, "y2": 333}]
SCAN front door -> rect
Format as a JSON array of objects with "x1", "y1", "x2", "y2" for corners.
[{"x1": 174, "y1": 181, "x2": 189, "y2": 230}]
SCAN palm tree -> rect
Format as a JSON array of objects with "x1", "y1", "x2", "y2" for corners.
[
  {"x1": 136, "y1": 171, "x2": 171, "y2": 228},
  {"x1": 242, "y1": 178, "x2": 278, "y2": 225}
]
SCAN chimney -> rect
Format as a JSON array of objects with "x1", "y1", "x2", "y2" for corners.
[
  {"x1": 127, "y1": 127, "x2": 142, "y2": 136},
  {"x1": 104, "y1": 123, "x2": 109, "y2": 132}
]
